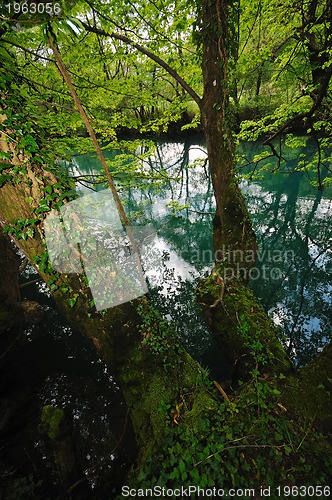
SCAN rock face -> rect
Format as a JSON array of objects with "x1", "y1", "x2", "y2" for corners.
[
  {"x1": 40, "y1": 405, "x2": 86, "y2": 490},
  {"x1": 0, "y1": 234, "x2": 43, "y2": 341}
]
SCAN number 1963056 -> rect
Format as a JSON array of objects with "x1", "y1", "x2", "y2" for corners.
[{"x1": 5, "y1": 2, "x2": 61, "y2": 15}]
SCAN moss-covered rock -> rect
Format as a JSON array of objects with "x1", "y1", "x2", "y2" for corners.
[
  {"x1": 40, "y1": 405, "x2": 65, "y2": 441},
  {"x1": 282, "y1": 344, "x2": 332, "y2": 433}
]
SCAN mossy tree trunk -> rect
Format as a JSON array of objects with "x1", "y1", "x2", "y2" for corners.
[
  {"x1": 197, "y1": 1, "x2": 276, "y2": 379},
  {"x1": 79, "y1": 2, "x2": 256, "y2": 264},
  {"x1": 1, "y1": 44, "x2": 331, "y2": 489},
  {"x1": 0, "y1": 72, "x2": 216, "y2": 467},
  {"x1": 200, "y1": 0, "x2": 257, "y2": 262}
]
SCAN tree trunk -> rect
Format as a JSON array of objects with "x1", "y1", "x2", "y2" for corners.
[
  {"x1": 0, "y1": 175, "x2": 208, "y2": 463},
  {"x1": 0, "y1": 232, "x2": 22, "y2": 338},
  {"x1": 303, "y1": 0, "x2": 332, "y2": 107},
  {"x1": 200, "y1": 0, "x2": 257, "y2": 270}
]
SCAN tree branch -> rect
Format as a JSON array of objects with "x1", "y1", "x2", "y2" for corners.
[
  {"x1": 263, "y1": 64, "x2": 332, "y2": 145},
  {"x1": 33, "y1": 101, "x2": 79, "y2": 113},
  {"x1": 79, "y1": 21, "x2": 202, "y2": 107},
  {"x1": 1, "y1": 37, "x2": 54, "y2": 62},
  {"x1": 47, "y1": 28, "x2": 146, "y2": 287}
]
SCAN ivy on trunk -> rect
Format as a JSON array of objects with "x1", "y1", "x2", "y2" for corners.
[{"x1": 200, "y1": 0, "x2": 257, "y2": 263}]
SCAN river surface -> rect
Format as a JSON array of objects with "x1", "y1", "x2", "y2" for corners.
[{"x1": 6, "y1": 270, "x2": 137, "y2": 496}]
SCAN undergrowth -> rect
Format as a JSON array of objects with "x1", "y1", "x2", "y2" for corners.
[{"x1": 129, "y1": 313, "x2": 332, "y2": 491}]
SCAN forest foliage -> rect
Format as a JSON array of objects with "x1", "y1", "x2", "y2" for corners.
[{"x1": 0, "y1": 0, "x2": 331, "y2": 189}]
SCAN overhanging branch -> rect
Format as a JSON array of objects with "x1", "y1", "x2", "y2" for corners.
[
  {"x1": 1, "y1": 37, "x2": 54, "y2": 62},
  {"x1": 80, "y1": 21, "x2": 202, "y2": 107},
  {"x1": 263, "y1": 64, "x2": 332, "y2": 145}
]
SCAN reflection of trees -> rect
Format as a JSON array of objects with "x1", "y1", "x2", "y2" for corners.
[
  {"x1": 238, "y1": 137, "x2": 332, "y2": 191},
  {"x1": 148, "y1": 264, "x2": 212, "y2": 356},
  {"x1": 122, "y1": 140, "x2": 215, "y2": 270},
  {"x1": 245, "y1": 168, "x2": 331, "y2": 366},
  {"x1": 71, "y1": 138, "x2": 331, "y2": 368},
  {"x1": 120, "y1": 140, "x2": 216, "y2": 362}
]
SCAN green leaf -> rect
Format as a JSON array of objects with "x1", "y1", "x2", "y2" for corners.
[{"x1": 68, "y1": 297, "x2": 77, "y2": 308}]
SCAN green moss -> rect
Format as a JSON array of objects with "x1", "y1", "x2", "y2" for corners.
[
  {"x1": 131, "y1": 356, "x2": 332, "y2": 492},
  {"x1": 213, "y1": 180, "x2": 257, "y2": 256},
  {"x1": 185, "y1": 392, "x2": 217, "y2": 427},
  {"x1": 199, "y1": 275, "x2": 293, "y2": 378},
  {"x1": 117, "y1": 328, "x2": 218, "y2": 465},
  {"x1": 282, "y1": 345, "x2": 332, "y2": 432},
  {"x1": 40, "y1": 405, "x2": 65, "y2": 441}
]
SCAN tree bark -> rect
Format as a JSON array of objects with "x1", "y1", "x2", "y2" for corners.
[
  {"x1": 200, "y1": 0, "x2": 257, "y2": 266},
  {"x1": 0, "y1": 232, "x2": 22, "y2": 338},
  {"x1": 48, "y1": 32, "x2": 145, "y2": 288},
  {"x1": 304, "y1": 0, "x2": 332, "y2": 92}
]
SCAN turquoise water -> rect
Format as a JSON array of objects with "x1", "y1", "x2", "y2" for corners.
[{"x1": 68, "y1": 135, "x2": 332, "y2": 368}]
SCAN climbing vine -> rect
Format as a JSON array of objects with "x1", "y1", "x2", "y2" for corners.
[{"x1": 137, "y1": 297, "x2": 185, "y2": 372}]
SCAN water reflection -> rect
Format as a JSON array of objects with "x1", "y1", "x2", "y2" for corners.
[
  {"x1": 70, "y1": 136, "x2": 331, "y2": 367},
  {"x1": 242, "y1": 175, "x2": 332, "y2": 366}
]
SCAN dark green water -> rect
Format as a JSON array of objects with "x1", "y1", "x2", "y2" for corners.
[
  {"x1": 238, "y1": 139, "x2": 332, "y2": 366},
  {"x1": 1, "y1": 266, "x2": 136, "y2": 496}
]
